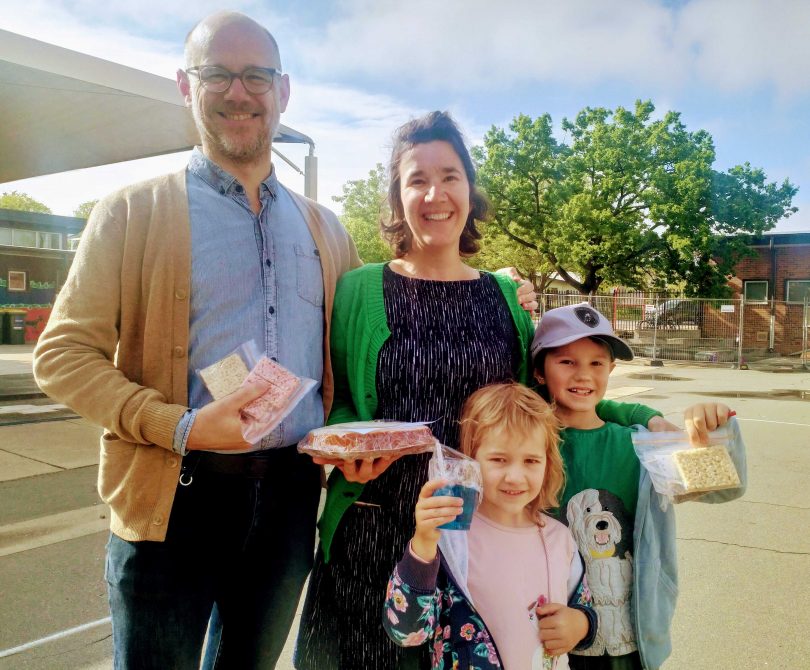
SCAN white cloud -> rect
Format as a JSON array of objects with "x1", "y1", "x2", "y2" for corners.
[
  {"x1": 677, "y1": 0, "x2": 810, "y2": 97},
  {"x1": 295, "y1": 0, "x2": 810, "y2": 98}
]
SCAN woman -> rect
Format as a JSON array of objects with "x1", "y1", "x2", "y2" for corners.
[{"x1": 294, "y1": 111, "x2": 659, "y2": 670}]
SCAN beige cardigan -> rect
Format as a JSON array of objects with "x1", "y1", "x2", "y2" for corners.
[{"x1": 33, "y1": 169, "x2": 360, "y2": 541}]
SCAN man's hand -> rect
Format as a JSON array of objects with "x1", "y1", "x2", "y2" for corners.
[
  {"x1": 410, "y1": 479, "x2": 463, "y2": 562},
  {"x1": 536, "y1": 602, "x2": 589, "y2": 656},
  {"x1": 312, "y1": 455, "x2": 398, "y2": 483},
  {"x1": 496, "y1": 266, "x2": 538, "y2": 312},
  {"x1": 186, "y1": 382, "x2": 266, "y2": 451}
]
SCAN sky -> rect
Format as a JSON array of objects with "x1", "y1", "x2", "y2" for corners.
[{"x1": 1, "y1": 0, "x2": 808, "y2": 232}]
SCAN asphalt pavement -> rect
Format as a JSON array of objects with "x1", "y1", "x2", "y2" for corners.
[{"x1": 0, "y1": 344, "x2": 808, "y2": 669}]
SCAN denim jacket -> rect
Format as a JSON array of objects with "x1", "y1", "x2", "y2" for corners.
[
  {"x1": 630, "y1": 418, "x2": 747, "y2": 669},
  {"x1": 383, "y1": 528, "x2": 597, "y2": 670}
]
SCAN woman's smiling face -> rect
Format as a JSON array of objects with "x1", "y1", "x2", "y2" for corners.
[{"x1": 398, "y1": 140, "x2": 471, "y2": 255}]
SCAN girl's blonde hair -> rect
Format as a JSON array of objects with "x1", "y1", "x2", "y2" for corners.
[{"x1": 458, "y1": 382, "x2": 564, "y2": 524}]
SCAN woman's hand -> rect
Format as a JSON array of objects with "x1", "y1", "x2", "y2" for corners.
[
  {"x1": 311, "y1": 455, "x2": 399, "y2": 483},
  {"x1": 410, "y1": 479, "x2": 463, "y2": 562}
]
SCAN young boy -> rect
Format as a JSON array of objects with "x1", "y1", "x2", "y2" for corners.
[{"x1": 531, "y1": 302, "x2": 746, "y2": 670}]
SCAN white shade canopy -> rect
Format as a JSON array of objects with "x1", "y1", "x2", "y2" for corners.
[{"x1": 0, "y1": 28, "x2": 313, "y2": 184}]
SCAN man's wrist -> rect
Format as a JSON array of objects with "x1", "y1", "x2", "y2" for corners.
[{"x1": 172, "y1": 409, "x2": 198, "y2": 455}]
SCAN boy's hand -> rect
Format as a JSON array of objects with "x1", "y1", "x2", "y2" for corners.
[
  {"x1": 411, "y1": 479, "x2": 463, "y2": 562},
  {"x1": 647, "y1": 415, "x2": 680, "y2": 432},
  {"x1": 536, "y1": 603, "x2": 589, "y2": 656},
  {"x1": 684, "y1": 403, "x2": 733, "y2": 446}
]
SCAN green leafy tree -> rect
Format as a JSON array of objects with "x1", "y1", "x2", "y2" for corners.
[
  {"x1": 476, "y1": 101, "x2": 797, "y2": 297},
  {"x1": 333, "y1": 164, "x2": 392, "y2": 264},
  {"x1": 472, "y1": 114, "x2": 563, "y2": 294},
  {"x1": 0, "y1": 191, "x2": 51, "y2": 214},
  {"x1": 73, "y1": 199, "x2": 99, "y2": 219}
]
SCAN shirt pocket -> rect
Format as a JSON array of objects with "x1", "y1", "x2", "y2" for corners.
[{"x1": 295, "y1": 244, "x2": 324, "y2": 308}]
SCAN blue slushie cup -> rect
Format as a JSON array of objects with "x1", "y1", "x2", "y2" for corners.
[{"x1": 428, "y1": 443, "x2": 482, "y2": 531}]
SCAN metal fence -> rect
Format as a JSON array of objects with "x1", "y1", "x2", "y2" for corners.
[{"x1": 536, "y1": 291, "x2": 810, "y2": 370}]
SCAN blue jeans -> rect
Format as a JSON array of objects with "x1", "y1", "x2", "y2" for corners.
[{"x1": 105, "y1": 447, "x2": 320, "y2": 670}]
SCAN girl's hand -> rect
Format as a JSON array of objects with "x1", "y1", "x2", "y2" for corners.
[
  {"x1": 536, "y1": 603, "x2": 589, "y2": 656},
  {"x1": 684, "y1": 403, "x2": 733, "y2": 446},
  {"x1": 410, "y1": 479, "x2": 463, "y2": 562}
]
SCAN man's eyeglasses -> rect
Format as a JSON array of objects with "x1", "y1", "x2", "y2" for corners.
[{"x1": 185, "y1": 66, "x2": 281, "y2": 95}]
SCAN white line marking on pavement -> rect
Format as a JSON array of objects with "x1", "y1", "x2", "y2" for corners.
[
  {"x1": 735, "y1": 418, "x2": 810, "y2": 427},
  {"x1": 0, "y1": 505, "x2": 109, "y2": 557},
  {"x1": 0, "y1": 617, "x2": 111, "y2": 658},
  {"x1": 0, "y1": 403, "x2": 66, "y2": 415}
]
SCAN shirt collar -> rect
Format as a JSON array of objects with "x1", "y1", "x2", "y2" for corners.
[{"x1": 187, "y1": 147, "x2": 278, "y2": 199}]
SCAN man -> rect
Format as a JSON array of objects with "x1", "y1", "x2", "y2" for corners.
[{"x1": 34, "y1": 11, "x2": 360, "y2": 669}]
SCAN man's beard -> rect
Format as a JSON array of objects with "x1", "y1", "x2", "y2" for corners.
[
  {"x1": 194, "y1": 105, "x2": 274, "y2": 166},
  {"x1": 211, "y1": 128, "x2": 270, "y2": 165}
]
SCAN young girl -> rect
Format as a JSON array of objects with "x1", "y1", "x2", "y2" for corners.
[{"x1": 383, "y1": 382, "x2": 595, "y2": 670}]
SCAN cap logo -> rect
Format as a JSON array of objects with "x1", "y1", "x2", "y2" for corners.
[{"x1": 574, "y1": 306, "x2": 600, "y2": 328}]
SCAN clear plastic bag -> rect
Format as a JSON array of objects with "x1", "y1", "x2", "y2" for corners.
[
  {"x1": 428, "y1": 443, "x2": 483, "y2": 530},
  {"x1": 631, "y1": 423, "x2": 742, "y2": 501},
  {"x1": 297, "y1": 420, "x2": 436, "y2": 459},
  {"x1": 197, "y1": 340, "x2": 316, "y2": 446}
]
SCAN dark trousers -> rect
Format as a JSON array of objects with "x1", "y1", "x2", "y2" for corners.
[
  {"x1": 105, "y1": 447, "x2": 321, "y2": 670},
  {"x1": 569, "y1": 651, "x2": 643, "y2": 670}
]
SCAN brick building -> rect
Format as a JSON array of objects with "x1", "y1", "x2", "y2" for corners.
[
  {"x1": 727, "y1": 231, "x2": 810, "y2": 355},
  {"x1": 0, "y1": 208, "x2": 83, "y2": 341}
]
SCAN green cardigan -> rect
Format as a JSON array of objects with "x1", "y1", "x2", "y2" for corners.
[{"x1": 318, "y1": 263, "x2": 659, "y2": 560}]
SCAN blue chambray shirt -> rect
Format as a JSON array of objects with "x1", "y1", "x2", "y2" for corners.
[{"x1": 174, "y1": 148, "x2": 325, "y2": 453}]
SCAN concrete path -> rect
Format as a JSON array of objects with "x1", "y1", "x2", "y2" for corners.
[{"x1": 0, "y1": 345, "x2": 808, "y2": 669}]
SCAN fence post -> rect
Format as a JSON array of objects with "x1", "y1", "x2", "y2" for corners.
[
  {"x1": 650, "y1": 297, "x2": 663, "y2": 367},
  {"x1": 802, "y1": 294, "x2": 810, "y2": 370},
  {"x1": 737, "y1": 297, "x2": 746, "y2": 370}
]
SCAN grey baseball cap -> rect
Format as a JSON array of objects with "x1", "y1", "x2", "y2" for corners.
[{"x1": 531, "y1": 302, "x2": 634, "y2": 362}]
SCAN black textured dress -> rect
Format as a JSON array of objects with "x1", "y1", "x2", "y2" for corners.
[{"x1": 295, "y1": 267, "x2": 520, "y2": 670}]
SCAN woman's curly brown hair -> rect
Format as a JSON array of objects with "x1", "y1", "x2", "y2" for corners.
[{"x1": 381, "y1": 110, "x2": 489, "y2": 258}]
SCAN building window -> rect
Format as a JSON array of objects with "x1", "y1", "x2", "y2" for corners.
[
  {"x1": 37, "y1": 231, "x2": 62, "y2": 249},
  {"x1": 0, "y1": 226, "x2": 11, "y2": 245},
  {"x1": 786, "y1": 280, "x2": 810, "y2": 304},
  {"x1": 8, "y1": 271, "x2": 27, "y2": 292},
  {"x1": 743, "y1": 280, "x2": 768, "y2": 303},
  {"x1": 11, "y1": 228, "x2": 37, "y2": 248}
]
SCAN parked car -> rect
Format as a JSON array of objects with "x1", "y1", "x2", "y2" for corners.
[{"x1": 639, "y1": 299, "x2": 703, "y2": 330}]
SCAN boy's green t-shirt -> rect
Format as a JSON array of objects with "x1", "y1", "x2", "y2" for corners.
[
  {"x1": 557, "y1": 422, "x2": 640, "y2": 553},
  {"x1": 557, "y1": 421, "x2": 642, "y2": 657}
]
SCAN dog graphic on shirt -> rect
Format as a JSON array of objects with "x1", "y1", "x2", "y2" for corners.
[{"x1": 565, "y1": 488, "x2": 636, "y2": 656}]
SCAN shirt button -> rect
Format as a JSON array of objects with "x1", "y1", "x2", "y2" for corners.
[
  {"x1": 343, "y1": 492, "x2": 356, "y2": 498},
  {"x1": 167, "y1": 457, "x2": 179, "y2": 468},
  {"x1": 175, "y1": 289, "x2": 187, "y2": 300},
  {"x1": 271, "y1": 356, "x2": 278, "y2": 362},
  {"x1": 173, "y1": 346, "x2": 185, "y2": 358},
  {"x1": 265, "y1": 259, "x2": 272, "y2": 268},
  {"x1": 268, "y1": 306, "x2": 275, "y2": 315},
  {"x1": 313, "y1": 249, "x2": 320, "y2": 257},
  {"x1": 152, "y1": 515, "x2": 164, "y2": 526}
]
